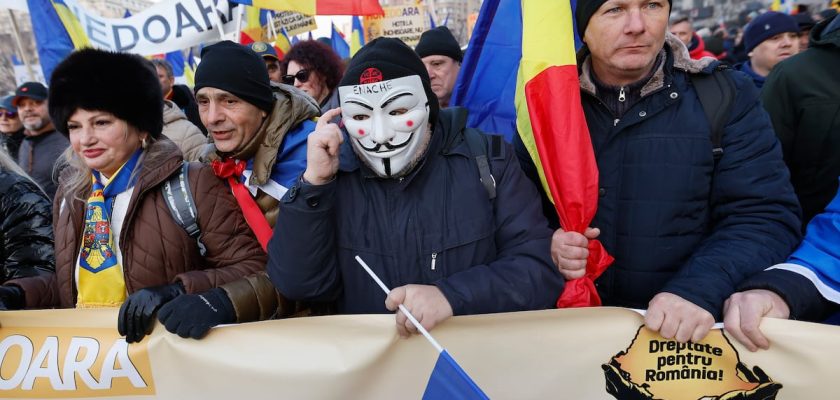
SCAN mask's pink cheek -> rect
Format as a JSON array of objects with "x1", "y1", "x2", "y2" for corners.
[
  {"x1": 358, "y1": 129, "x2": 365, "y2": 136},
  {"x1": 406, "y1": 120, "x2": 414, "y2": 127}
]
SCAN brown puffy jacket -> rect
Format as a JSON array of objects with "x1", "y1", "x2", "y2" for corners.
[{"x1": 9, "y1": 139, "x2": 266, "y2": 308}]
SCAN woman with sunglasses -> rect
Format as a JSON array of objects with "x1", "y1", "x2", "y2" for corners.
[
  {"x1": 0, "y1": 96, "x2": 25, "y2": 162},
  {"x1": 280, "y1": 40, "x2": 345, "y2": 114},
  {"x1": 1, "y1": 49, "x2": 266, "y2": 343}
]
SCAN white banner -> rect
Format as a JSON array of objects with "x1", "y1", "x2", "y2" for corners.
[{"x1": 61, "y1": 0, "x2": 241, "y2": 55}]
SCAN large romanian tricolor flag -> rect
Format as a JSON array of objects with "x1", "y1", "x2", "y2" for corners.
[
  {"x1": 26, "y1": 0, "x2": 89, "y2": 80},
  {"x1": 452, "y1": 0, "x2": 613, "y2": 308}
]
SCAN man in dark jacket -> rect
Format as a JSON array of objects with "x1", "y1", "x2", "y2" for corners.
[
  {"x1": 760, "y1": 14, "x2": 840, "y2": 230},
  {"x1": 13, "y1": 82, "x2": 70, "y2": 199},
  {"x1": 521, "y1": 0, "x2": 801, "y2": 344},
  {"x1": 0, "y1": 96, "x2": 24, "y2": 162},
  {"x1": 268, "y1": 38, "x2": 564, "y2": 336}
]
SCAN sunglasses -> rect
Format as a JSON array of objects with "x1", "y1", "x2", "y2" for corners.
[
  {"x1": 281, "y1": 69, "x2": 311, "y2": 85},
  {"x1": 0, "y1": 111, "x2": 17, "y2": 119}
]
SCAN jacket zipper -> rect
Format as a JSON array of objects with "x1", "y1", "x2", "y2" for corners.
[
  {"x1": 618, "y1": 86, "x2": 626, "y2": 102},
  {"x1": 431, "y1": 253, "x2": 437, "y2": 271}
]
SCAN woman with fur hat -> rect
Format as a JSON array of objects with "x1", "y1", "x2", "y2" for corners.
[{"x1": 1, "y1": 49, "x2": 266, "y2": 343}]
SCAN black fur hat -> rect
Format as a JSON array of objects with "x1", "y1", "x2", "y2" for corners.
[{"x1": 49, "y1": 48, "x2": 163, "y2": 138}]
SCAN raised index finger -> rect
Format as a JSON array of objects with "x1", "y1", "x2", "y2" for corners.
[{"x1": 317, "y1": 107, "x2": 342, "y2": 129}]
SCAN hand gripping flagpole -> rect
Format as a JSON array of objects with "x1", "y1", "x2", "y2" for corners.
[{"x1": 355, "y1": 255, "x2": 444, "y2": 353}]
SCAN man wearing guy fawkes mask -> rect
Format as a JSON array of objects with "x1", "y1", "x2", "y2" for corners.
[{"x1": 267, "y1": 38, "x2": 564, "y2": 337}]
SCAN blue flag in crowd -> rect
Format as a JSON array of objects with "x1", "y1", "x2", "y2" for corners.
[
  {"x1": 11, "y1": 54, "x2": 23, "y2": 66},
  {"x1": 449, "y1": 0, "x2": 522, "y2": 140},
  {"x1": 428, "y1": 11, "x2": 436, "y2": 29},
  {"x1": 331, "y1": 23, "x2": 350, "y2": 59},
  {"x1": 27, "y1": 0, "x2": 78, "y2": 80},
  {"x1": 166, "y1": 50, "x2": 185, "y2": 78},
  {"x1": 423, "y1": 350, "x2": 489, "y2": 400}
]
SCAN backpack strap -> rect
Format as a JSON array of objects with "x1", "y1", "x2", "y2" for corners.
[
  {"x1": 162, "y1": 162, "x2": 207, "y2": 256},
  {"x1": 439, "y1": 106, "x2": 500, "y2": 200},
  {"x1": 464, "y1": 128, "x2": 497, "y2": 200},
  {"x1": 690, "y1": 66, "x2": 735, "y2": 164}
]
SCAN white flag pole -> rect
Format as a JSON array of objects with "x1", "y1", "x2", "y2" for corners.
[
  {"x1": 207, "y1": 0, "x2": 227, "y2": 40},
  {"x1": 355, "y1": 255, "x2": 444, "y2": 353}
]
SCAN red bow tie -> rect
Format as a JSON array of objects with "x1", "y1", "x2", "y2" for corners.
[{"x1": 211, "y1": 158, "x2": 246, "y2": 179}]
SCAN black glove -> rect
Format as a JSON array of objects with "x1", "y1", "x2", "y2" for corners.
[
  {"x1": 0, "y1": 286, "x2": 24, "y2": 310},
  {"x1": 118, "y1": 282, "x2": 185, "y2": 343},
  {"x1": 157, "y1": 287, "x2": 236, "y2": 339}
]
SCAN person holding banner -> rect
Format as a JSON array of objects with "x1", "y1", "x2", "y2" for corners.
[
  {"x1": 267, "y1": 37, "x2": 564, "y2": 336},
  {"x1": 725, "y1": 180, "x2": 840, "y2": 352},
  {"x1": 151, "y1": 41, "x2": 325, "y2": 339},
  {"x1": 1, "y1": 49, "x2": 266, "y2": 344},
  {"x1": 530, "y1": 0, "x2": 801, "y2": 343}
]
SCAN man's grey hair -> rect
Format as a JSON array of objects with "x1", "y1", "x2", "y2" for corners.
[{"x1": 150, "y1": 58, "x2": 174, "y2": 79}]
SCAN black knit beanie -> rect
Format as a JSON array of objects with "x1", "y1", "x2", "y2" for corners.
[
  {"x1": 415, "y1": 26, "x2": 463, "y2": 62},
  {"x1": 340, "y1": 37, "x2": 440, "y2": 125},
  {"x1": 49, "y1": 48, "x2": 163, "y2": 138},
  {"x1": 194, "y1": 40, "x2": 274, "y2": 113},
  {"x1": 576, "y1": 0, "x2": 672, "y2": 40}
]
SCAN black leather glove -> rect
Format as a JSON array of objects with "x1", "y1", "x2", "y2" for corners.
[
  {"x1": 157, "y1": 287, "x2": 236, "y2": 339},
  {"x1": 0, "y1": 286, "x2": 24, "y2": 310},
  {"x1": 118, "y1": 282, "x2": 185, "y2": 343}
]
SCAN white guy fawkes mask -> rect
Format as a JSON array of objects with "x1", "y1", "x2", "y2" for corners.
[{"x1": 339, "y1": 74, "x2": 432, "y2": 178}]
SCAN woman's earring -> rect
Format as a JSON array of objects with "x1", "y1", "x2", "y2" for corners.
[{"x1": 141, "y1": 137, "x2": 148, "y2": 149}]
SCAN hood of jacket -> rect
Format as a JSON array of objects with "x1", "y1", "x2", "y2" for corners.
[
  {"x1": 162, "y1": 99, "x2": 188, "y2": 125},
  {"x1": 810, "y1": 15, "x2": 840, "y2": 50},
  {"x1": 205, "y1": 83, "x2": 320, "y2": 185}
]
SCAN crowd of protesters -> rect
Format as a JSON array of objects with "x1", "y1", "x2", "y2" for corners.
[{"x1": 0, "y1": 0, "x2": 838, "y2": 360}]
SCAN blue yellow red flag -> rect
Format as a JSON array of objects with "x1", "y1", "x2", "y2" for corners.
[
  {"x1": 276, "y1": 27, "x2": 293, "y2": 57},
  {"x1": 451, "y1": 0, "x2": 612, "y2": 307},
  {"x1": 350, "y1": 16, "x2": 365, "y2": 56}
]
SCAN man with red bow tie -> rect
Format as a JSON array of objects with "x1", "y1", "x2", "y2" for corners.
[
  {"x1": 195, "y1": 40, "x2": 320, "y2": 248},
  {"x1": 151, "y1": 41, "x2": 322, "y2": 338}
]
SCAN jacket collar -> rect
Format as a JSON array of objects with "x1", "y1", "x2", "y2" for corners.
[{"x1": 580, "y1": 33, "x2": 717, "y2": 98}]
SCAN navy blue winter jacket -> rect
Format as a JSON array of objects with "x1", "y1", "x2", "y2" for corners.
[
  {"x1": 268, "y1": 108, "x2": 564, "y2": 315},
  {"x1": 518, "y1": 35, "x2": 801, "y2": 318}
]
